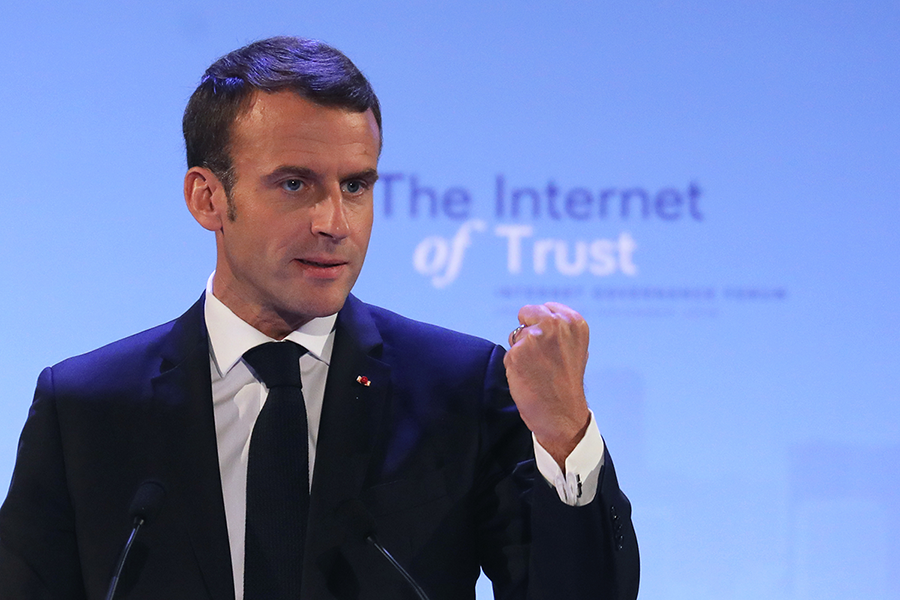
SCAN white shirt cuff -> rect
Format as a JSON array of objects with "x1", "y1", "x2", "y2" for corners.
[{"x1": 532, "y1": 410, "x2": 605, "y2": 506}]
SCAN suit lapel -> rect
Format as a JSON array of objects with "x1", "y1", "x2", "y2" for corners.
[
  {"x1": 149, "y1": 297, "x2": 235, "y2": 600},
  {"x1": 310, "y1": 294, "x2": 390, "y2": 512},
  {"x1": 305, "y1": 296, "x2": 391, "y2": 583}
]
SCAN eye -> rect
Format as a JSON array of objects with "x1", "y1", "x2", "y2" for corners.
[
  {"x1": 341, "y1": 180, "x2": 366, "y2": 194},
  {"x1": 281, "y1": 179, "x2": 304, "y2": 192}
]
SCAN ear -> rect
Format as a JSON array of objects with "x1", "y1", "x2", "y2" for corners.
[{"x1": 184, "y1": 166, "x2": 229, "y2": 231}]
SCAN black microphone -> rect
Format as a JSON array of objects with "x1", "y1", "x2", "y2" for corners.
[
  {"x1": 338, "y1": 499, "x2": 432, "y2": 600},
  {"x1": 105, "y1": 480, "x2": 166, "y2": 600}
]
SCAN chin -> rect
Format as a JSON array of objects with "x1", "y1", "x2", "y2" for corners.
[
  {"x1": 295, "y1": 293, "x2": 349, "y2": 320},
  {"x1": 278, "y1": 277, "x2": 356, "y2": 320}
]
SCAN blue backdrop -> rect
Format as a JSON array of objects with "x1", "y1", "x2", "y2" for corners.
[{"x1": 1, "y1": 1, "x2": 898, "y2": 598}]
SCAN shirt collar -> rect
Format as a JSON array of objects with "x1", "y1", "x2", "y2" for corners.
[{"x1": 203, "y1": 272, "x2": 337, "y2": 377}]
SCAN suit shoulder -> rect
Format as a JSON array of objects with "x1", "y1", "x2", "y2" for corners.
[
  {"x1": 57, "y1": 319, "x2": 177, "y2": 367},
  {"x1": 365, "y1": 302, "x2": 496, "y2": 351},
  {"x1": 360, "y1": 302, "x2": 502, "y2": 375},
  {"x1": 46, "y1": 298, "x2": 205, "y2": 396},
  {"x1": 47, "y1": 319, "x2": 177, "y2": 387}
]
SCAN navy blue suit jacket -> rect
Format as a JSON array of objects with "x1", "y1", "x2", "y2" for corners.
[{"x1": 0, "y1": 295, "x2": 639, "y2": 599}]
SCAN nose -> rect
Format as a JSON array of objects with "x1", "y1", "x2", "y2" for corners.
[{"x1": 311, "y1": 185, "x2": 350, "y2": 240}]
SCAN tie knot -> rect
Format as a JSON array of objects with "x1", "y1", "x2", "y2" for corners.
[{"x1": 243, "y1": 341, "x2": 308, "y2": 389}]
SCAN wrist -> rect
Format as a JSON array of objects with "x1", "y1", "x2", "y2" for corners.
[{"x1": 534, "y1": 410, "x2": 591, "y2": 471}]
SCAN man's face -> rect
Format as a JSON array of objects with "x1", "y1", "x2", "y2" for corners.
[{"x1": 200, "y1": 91, "x2": 380, "y2": 337}]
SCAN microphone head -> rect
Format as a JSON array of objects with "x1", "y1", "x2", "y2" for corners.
[
  {"x1": 336, "y1": 498, "x2": 376, "y2": 542},
  {"x1": 129, "y1": 480, "x2": 166, "y2": 526}
]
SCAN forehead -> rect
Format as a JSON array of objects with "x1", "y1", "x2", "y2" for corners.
[{"x1": 230, "y1": 91, "x2": 381, "y2": 168}]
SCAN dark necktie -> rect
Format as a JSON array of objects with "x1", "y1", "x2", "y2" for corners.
[{"x1": 242, "y1": 341, "x2": 309, "y2": 599}]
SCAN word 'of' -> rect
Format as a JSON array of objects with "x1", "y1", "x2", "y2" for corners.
[{"x1": 413, "y1": 220, "x2": 638, "y2": 288}]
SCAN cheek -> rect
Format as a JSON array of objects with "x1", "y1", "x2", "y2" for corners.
[
  {"x1": 349, "y1": 205, "x2": 374, "y2": 242},
  {"x1": 267, "y1": 217, "x2": 313, "y2": 248},
  {"x1": 352, "y1": 221, "x2": 373, "y2": 252}
]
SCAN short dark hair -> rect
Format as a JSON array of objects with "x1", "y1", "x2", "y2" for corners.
[{"x1": 183, "y1": 36, "x2": 382, "y2": 194}]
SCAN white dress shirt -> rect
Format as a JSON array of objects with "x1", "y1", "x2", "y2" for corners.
[{"x1": 203, "y1": 275, "x2": 605, "y2": 600}]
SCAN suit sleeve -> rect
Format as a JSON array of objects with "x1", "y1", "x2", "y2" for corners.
[
  {"x1": 0, "y1": 367, "x2": 87, "y2": 600},
  {"x1": 476, "y1": 345, "x2": 639, "y2": 600}
]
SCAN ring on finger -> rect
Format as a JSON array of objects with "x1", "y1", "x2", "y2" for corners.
[{"x1": 509, "y1": 324, "x2": 526, "y2": 347}]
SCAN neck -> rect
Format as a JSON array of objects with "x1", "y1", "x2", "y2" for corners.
[{"x1": 211, "y1": 283, "x2": 310, "y2": 341}]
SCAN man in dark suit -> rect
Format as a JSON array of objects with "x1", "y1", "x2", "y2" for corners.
[{"x1": 0, "y1": 37, "x2": 638, "y2": 599}]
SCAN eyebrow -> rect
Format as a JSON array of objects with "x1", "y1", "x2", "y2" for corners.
[
  {"x1": 264, "y1": 166, "x2": 380, "y2": 185},
  {"x1": 264, "y1": 166, "x2": 317, "y2": 185},
  {"x1": 346, "y1": 168, "x2": 380, "y2": 184}
]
